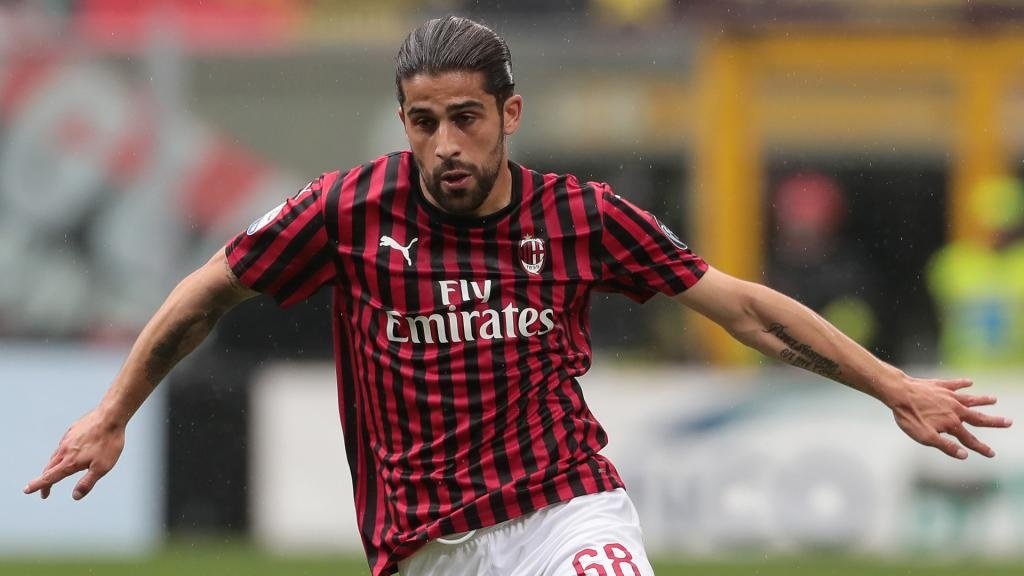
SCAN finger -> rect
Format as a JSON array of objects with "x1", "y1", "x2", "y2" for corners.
[
  {"x1": 38, "y1": 451, "x2": 62, "y2": 500},
  {"x1": 955, "y1": 393, "x2": 998, "y2": 408},
  {"x1": 72, "y1": 464, "x2": 109, "y2": 501},
  {"x1": 921, "y1": 432, "x2": 967, "y2": 459},
  {"x1": 24, "y1": 459, "x2": 85, "y2": 495},
  {"x1": 950, "y1": 425, "x2": 995, "y2": 458},
  {"x1": 44, "y1": 447, "x2": 62, "y2": 470},
  {"x1": 961, "y1": 410, "x2": 1014, "y2": 429},
  {"x1": 938, "y1": 379, "x2": 973, "y2": 391}
]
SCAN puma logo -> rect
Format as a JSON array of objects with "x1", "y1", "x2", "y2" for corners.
[{"x1": 379, "y1": 235, "x2": 418, "y2": 267}]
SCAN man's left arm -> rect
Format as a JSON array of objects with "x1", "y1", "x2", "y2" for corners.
[{"x1": 676, "y1": 266, "x2": 1013, "y2": 459}]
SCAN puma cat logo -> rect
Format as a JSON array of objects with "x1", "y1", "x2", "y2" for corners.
[{"x1": 379, "y1": 235, "x2": 418, "y2": 267}]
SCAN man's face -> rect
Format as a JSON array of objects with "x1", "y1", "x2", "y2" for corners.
[{"x1": 399, "y1": 71, "x2": 521, "y2": 217}]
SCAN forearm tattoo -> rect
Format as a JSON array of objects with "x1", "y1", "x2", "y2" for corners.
[
  {"x1": 145, "y1": 313, "x2": 218, "y2": 384},
  {"x1": 764, "y1": 323, "x2": 842, "y2": 379}
]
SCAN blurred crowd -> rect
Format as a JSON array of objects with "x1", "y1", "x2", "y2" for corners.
[{"x1": 3, "y1": 0, "x2": 1024, "y2": 370}]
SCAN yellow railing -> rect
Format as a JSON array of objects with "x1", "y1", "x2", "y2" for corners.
[{"x1": 692, "y1": 30, "x2": 1024, "y2": 363}]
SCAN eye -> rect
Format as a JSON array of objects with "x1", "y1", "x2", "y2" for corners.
[
  {"x1": 453, "y1": 114, "x2": 475, "y2": 126},
  {"x1": 413, "y1": 117, "x2": 437, "y2": 131}
]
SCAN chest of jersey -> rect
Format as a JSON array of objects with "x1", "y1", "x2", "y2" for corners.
[{"x1": 339, "y1": 220, "x2": 595, "y2": 345}]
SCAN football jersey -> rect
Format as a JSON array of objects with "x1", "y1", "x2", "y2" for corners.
[{"x1": 225, "y1": 151, "x2": 707, "y2": 575}]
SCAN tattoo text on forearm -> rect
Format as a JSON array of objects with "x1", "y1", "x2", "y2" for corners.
[
  {"x1": 763, "y1": 323, "x2": 842, "y2": 379},
  {"x1": 145, "y1": 313, "x2": 219, "y2": 384}
]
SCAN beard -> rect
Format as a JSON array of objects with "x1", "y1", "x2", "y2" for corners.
[{"x1": 419, "y1": 133, "x2": 504, "y2": 217}]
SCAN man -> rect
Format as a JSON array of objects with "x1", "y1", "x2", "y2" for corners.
[{"x1": 25, "y1": 16, "x2": 1012, "y2": 576}]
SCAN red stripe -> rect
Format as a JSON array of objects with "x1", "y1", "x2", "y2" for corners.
[
  {"x1": 262, "y1": 188, "x2": 335, "y2": 300},
  {"x1": 235, "y1": 199, "x2": 320, "y2": 287}
]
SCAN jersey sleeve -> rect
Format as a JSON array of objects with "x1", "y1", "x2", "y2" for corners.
[
  {"x1": 224, "y1": 172, "x2": 338, "y2": 308},
  {"x1": 597, "y1": 184, "x2": 708, "y2": 302}
]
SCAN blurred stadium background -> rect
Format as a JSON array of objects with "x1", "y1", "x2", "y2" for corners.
[{"x1": 3, "y1": 0, "x2": 1024, "y2": 574}]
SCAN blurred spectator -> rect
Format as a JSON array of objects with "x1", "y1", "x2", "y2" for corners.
[
  {"x1": 460, "y1": 0, "x2": 587, "y2": 17},
  {"x1": 927, "y1": 176, "x2": 1024, "y2": 369},
  {"x1": 766, "y1": 171, "x2": 879, "y2": 348},
  {"x1": 592, "y1": 0, "x2": 668, "y2": 28}
]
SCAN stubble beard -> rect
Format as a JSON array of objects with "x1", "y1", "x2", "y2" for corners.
[{"x1": 420, "y1": 133, "x2": 505, "y2": 217}]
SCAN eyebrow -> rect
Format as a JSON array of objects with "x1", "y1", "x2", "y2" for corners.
[{"x1": 407, "y1": 100, "x2": 486, "y2": 116}]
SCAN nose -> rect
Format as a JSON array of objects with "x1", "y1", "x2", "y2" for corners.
[{"x1": 434, "y1": 121, "x2": 460, "y2": 162}]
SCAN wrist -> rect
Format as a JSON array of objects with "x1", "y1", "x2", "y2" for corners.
[
  {"x1": 871, "y1": 365, "x2": 911, "y2": 408},
  {"x1": 96, "y1": 396, "x2": 134, "y2": 430}
]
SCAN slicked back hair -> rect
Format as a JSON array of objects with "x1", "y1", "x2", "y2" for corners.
[{"x1": 395, "y1": 16, "x2": 515, "y2": 109}]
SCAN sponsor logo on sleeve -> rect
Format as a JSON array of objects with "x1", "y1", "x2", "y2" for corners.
[
  {"x1": 653, "y1": 216, "x2": 688, "y2": 250},
  {"x1": 246, "y1": 201, "x2": 286, "y2": 236},
  {"x1": 293, "y1": 180, "x2": 315, "y2": 199}
]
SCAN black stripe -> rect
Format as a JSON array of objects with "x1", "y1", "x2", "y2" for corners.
[
  {"x1": 249, "y1": 212, "x2": 325, "y2": 293},
  {"x1": 604, "y1": 215, "x2": 688, "y2": 294},
  {"x1": 333, "y1": 291, "x2": 362, "y2": 490},
  {"x1": 454, "y1": 224, "x2": 485, "y2": 528},
  {"x1": 508, "y1": 169, "x2": 542, "y2": 516},
  {"x1": 481, "y1": 197, "x2": 514, "y2": 524},
  {"x1": 533, "y1": 174, "x2": 566, "y2": 507},
  {"x1": 430, "y1": 216, "x2": 466, "y2": 521},
  {"x1": 583, "y1": 184, "x2": 605, "y2": 280},
  {"x1": 226, "y1": 234, "x2": 244, "y2": 254},
  {"x1": 587, "y1": 457, "x2": 608, "y2": 492},
  {"x1": 345, "y1": 161, "x2": 389, "y2": 548},
  {"x1": 605, "y1": 193, "x2": 695, "y2": 291},
  {"x1": 554, "y1": 180, "x2": 589, "y2": 366},
  {"x1": 399, "y1": 159, "x2": 444, "y2": 528},
  {"x1": 605, "y1": 191, "x2": 687, "y2": 256},
  {"x1": 321, "y1": 170, "x2": 353, "y2": 292},
  {"x1": 232, "y1": 191, "x2": 319, "y2": 278},
  {"x1": 272, "y1": 250, "x2": 331, "y2": 304},
  {"x1": 322, "y1": 169, "x2": 348, "y2": 253},
  {"x1": 556, "y1": 178, "x2": 581, "y2": 280}
]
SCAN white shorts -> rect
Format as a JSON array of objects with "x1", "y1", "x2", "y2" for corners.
[{"x1": 398, "y1": 489, "x2": 654, "y2": 576}]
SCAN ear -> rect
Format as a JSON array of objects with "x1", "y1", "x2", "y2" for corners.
[
  {"x1": 397, "y1": 105, "x2": 406, "y2": 126},
  {"x1": 502, "y1": 94, "x2": 523, "y2": 136}
]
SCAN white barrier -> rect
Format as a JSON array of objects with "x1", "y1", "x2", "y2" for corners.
[
  {"x1": 250, "y1": 362, "x2": 1024, "y2": 557},
  {"x1": 0, "y1": 344, "x2": 164, "y2": 555}
]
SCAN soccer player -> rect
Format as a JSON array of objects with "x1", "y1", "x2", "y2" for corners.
[{"x1": 26, "y1": 16, "x2": 1013, "y2": 576}]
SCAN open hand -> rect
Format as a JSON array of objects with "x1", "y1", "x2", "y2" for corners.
[
  {"x1": 891, "y1": 378, "x2": 1013, "y2": 459},
  {"x1": 24, "y1": 409, "x2": 125, "y2": 500}
]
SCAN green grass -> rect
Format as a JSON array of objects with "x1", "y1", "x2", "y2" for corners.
[{"x1": 0, "y1": 543, "x2": 1021, "y2": 575}]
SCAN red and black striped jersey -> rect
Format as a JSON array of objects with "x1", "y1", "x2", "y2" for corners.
[{"x1": 225, "y1": 151, "x2": 707, "y2": 576}]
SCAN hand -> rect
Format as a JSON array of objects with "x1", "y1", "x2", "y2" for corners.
[
  {"x1": 891, "y1": 378, "x2": 1013, "y2": 459},
  {"x1": 24, "y1": 409, "x2": 126, "y2": 500}
]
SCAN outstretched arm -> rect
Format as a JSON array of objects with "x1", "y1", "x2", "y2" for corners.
[
  {"x1": 676, "y1": 266, "x2": 1013, "y2": 459},
  {"x1": 24, "y1": 248, "x2": 257, "y2": 500}
]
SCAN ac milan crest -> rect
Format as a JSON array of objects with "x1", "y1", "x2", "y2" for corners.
[{"x1": 519, "y1": 235, "x2": 546, "y2": 275}]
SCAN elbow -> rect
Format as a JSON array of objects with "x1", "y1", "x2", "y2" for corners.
[{"x1": 721, "y1": 283, "x2": 773, "y2": 346}]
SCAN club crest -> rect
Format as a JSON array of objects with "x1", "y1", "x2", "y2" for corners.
[{"x1": 519, "y1": 235, "x2": 546, "y2": 275}]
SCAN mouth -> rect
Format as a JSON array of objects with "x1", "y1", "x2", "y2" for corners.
[{"x1": 440, "y1": 170, "x2": 471, "y2": 189}]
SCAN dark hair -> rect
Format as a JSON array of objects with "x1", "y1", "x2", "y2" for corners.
[{"x1": 395, "y1": 16, "x2": 514, "y2": 107}]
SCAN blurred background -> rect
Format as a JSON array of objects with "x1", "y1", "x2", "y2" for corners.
[{"x1": 3, "y1": 0, "x2": 1024, "y2": 574}]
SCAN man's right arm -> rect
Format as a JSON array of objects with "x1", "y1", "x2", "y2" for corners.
[{"x1": 24, "y1": 248, "x2": 257, "y2": 501}]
